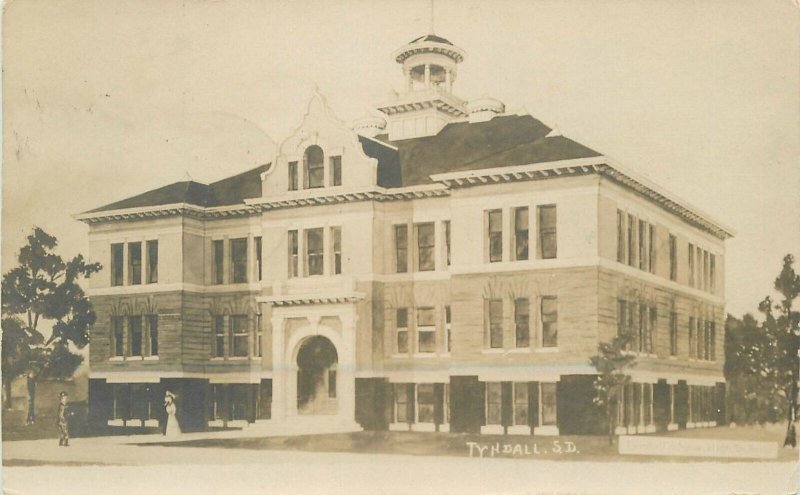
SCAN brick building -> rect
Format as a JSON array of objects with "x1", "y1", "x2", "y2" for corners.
[{"x1": 77, "y1": 34, "x2": 732, "y2": 436}]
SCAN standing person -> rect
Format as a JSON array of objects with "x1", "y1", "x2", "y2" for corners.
[
  {"x1": 56, "y1": 391, "x2": 70, "y2": 447},
  {"x1": 25, "y1": 371, "x2": 36, "y2": 425},
  {"x1": 164, "y1": 391, "x2": 181, "y2": 437}
]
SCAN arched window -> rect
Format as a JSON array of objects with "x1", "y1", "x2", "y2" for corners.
[{"x1": 303, "y1": 145, "x2": 324, "y2": 189}]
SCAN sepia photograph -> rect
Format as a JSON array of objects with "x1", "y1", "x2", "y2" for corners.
[{"x1": 2, "y1": 0, "x2": 799, "y2": 493}]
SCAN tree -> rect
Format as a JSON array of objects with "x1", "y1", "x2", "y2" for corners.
[
  {"x1": 590, "y1": 330, "x2": 636, "y2": 445},
  {"x1": 760, "y1": 255, "x2": 800, "y2": 447},
  {"x1": 724, "y1": 313, "x2": 785, "y2": 425},
  {"x1": 1, "y1": 227, "x2": 101, "y2": 410}
]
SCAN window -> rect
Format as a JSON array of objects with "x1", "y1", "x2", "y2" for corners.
[
  {"x1": 540, "y1": 382, "x2": 557, "y2": 426},
  {"x1": 417, "y1": 384, "x2": 435, "y2": 423},
  {"x1": 288, "y1": 230, "x2": 299, "y2": 278},
  {"x1": 304, "y1": 145, "x2": 324, "y2": 189},
  {"x1": 710, "y1": 321, "x2": 716, "y2": 361},
  {"x1": 214, "y1": 316, "x2": 225, "y2": 358},
  {"x1": 638, "y1": 219, "x2": 646, "y2": 271},
  {"x1": 444, "y1": 220, "x2": 451, "y2": 267},
  {"x1": 703, "y1": 250, "x2": 709, "y2": 292},
  {"x1": 230, "y1": 238, "x2": 248, "y2": 284},
  {"x1": 416, "y1": 223, "x2": 435, "y2": 271},
  {"x1": 445, "y1": 306, "x2": 452, "y2": 353},
  {"x1": 617, "y1": 299, "x2": 628, "y2": 345},
  {"x1": 213, "y1": 240, "x2": 224, "y2": 284},
  {"x1": 514, "y1": 298, "x2": 530, "y2": 348},
  {"x1": 396, "y1": 308, "x2": 409, "y2": 354},
  {"x1": 394, "y1": 225, "x2": 408, "y2": 273},
  {"x1": 288, "y1": 161, "x2": 298, "y2": 191},
  {"x1": 330, "y1": 155, "x2": 342, "y2": 186},
  {"x1": 416, "y1": 307, "x2": 436, "y2": 353},
  {"x1": 129, "y1": 316, "x2": 142, "y2": 357},
  {"x1": 487, "y1": 209, "x2": 503, "y2": 262},
  {"x1": 669, "y1": 312, "x2": 678, "y2": 356},
  {"x1": 627, "y1": 214, "x2": 635, "y2": 267},
  {"x1": 688, "y1": 316, "x2": 695, "y2": 359},
  {"x1": 112, "y1": 316, "x2": 124, "y2": 357},
  {"x1": 669, "y1": 234, "x2": 677, "y2": 281},
  {"x1": 541, "y1": 296, "x2": 558, "y2": 347},
  {"x1": 231, "y1": 315, "x2": 249, "y2": 358},
  {"x1": 255, "y1": 237, "x2": 262, "y2": 281},
  {"x1": 146, "y1": 240, "x2": 158, "y2": 284},
  {"x1": 647, "y1": 305, "x2": 656, "y2": 354},
  {"x1": 513, "y1": 382, "x2": 529, "y2": 426},
  {"x1": 688, "y1": 243, "x2": 695, "y2": 287},
  {"x1": 694, "y1": 246, "x2": 703, "y2": 289},
  {"x1": 643, "y1": 383, "x2": 653, "y2": 425},
  {"x1": 486, "y1": 382, "x2": 502, "y2": 425},
  {"x1": 513, "y1": 207, "x2": 529, "y2": 261},
  {"x1": 537, "y1": 205, "x2": 557, "y2": 259},
  {"x1": 148, "y1": 315, "x2": 159, "y2": 357},
  {"x1": 648, "y1": 224, "x2": 655, "y2": 273},
  {"x1": 305, "y1": 228, "x2": 324, "y2": 276},
  {"x1": 255, "y1": 314, "x2": 262, "y2": 358},
  {"x1": 328, "y1": 369, "x2": 337, "y2": 398},
  {"x1": 332, "y1": 227, "x2": 342, "y2": 275},
  {"x1": 710, "y1": 254, "x2": 716, "y2": 292},
  {"x1": 617, "y1": 210, "x2": 626, "y2": 263},
  {"x1": 128, "y1": 242, "x2": 142, "y2": 285},
  {"x1": 395, "y1": 384, "x2": 409, "y2": 423},
  {"x1": 487, "y1": 299, "x2": 503, "y2": 349},
  {"x1": 111, "y1": 243, "x2": 124, "y2": 286}
]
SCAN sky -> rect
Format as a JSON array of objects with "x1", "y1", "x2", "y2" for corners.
[{"x1": 3, "y1": 0, "x2": 799, "y2": 318}]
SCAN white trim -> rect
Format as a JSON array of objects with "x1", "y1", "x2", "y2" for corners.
[
  {"x1": 667, "y1": 423, "x2": 679, "y2": 431},
  {"x1": 430, "y1": 157, "x2": 607, "y2": 183},
  {"x1": 91, "y1": 370, "x2": 273, "y2": 383},
  {"x1": 480, "y1": 425, "x2": 504, "y2": 435},
  {"x1": 389, "y1": 422, "x2": 411, "y2": 432},
  {"x1": 411, "y1": 423, "x2": 436, "y2": 432},
  {"x1": 507, "y1": 425, "x2": 531, "y2": 435},
  {"x1": 533, "y1": 425, "x2": 559, "y2": 436}
]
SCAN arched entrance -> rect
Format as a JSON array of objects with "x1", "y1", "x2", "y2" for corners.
[{"x1": 296, "y1": 336, "x2": 338, "y2": 415}]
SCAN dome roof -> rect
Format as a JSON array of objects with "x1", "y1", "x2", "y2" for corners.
[{"x1": 408, "y1": 34, "x2": 453, "y2": 46}]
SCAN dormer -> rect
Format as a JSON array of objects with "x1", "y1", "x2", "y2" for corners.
[{"x1": 261, "y1": 91, "x2": 380, "y2": 198}]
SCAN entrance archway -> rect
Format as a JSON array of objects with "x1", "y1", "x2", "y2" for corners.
[{"x1": 296, "y1": 336, "x2": 338, "y2": 415}]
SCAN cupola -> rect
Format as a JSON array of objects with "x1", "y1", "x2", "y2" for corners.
[{"x1": 376, "y1": 34, "x2": 468, "y2": 141}]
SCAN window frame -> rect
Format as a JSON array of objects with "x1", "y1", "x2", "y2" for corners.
[
  {"x1": 331, "y1": 226, "x2": 342, "y2": 275},
  {"x1": 330, "y1": 155, "x2": 342, "y2": 186},
  {"x1": 416, "y1": 307, "x2": 436, "y2": 354},
  {"x1": 487, "y1": 209, "x2": 503, "y2": 263},
  {"x1": 541, "y1": 296, "x2": 558, "y2": 348},
  {"x1": 129, "y1": 316, "x2": 143, "y2": 357},
  {"x1": 415, "y1": 222, "x2": 435, "y2": 272},
  {"x1": 514, "y1": 298, "x2": 530, "y2": 348},
  {"x1": 230, "y1": 315, "x2": 249, "y2": 358},
  {"x1": 303, "y1": 145, "x2": 325, "y2": 189},
  {"x1": 229, "y1": 237, "x2": 248, "y2": 284},
  {"x1": 305, "y1": 228, "x2": 324, "y2": 276},
  {"x1": 111, "y1": 243, "x2": 124, "y2": 287},
  {"x1": 146, "y1": 240, "x2": 158, "y2": 284},
  {"x1": 485, "y1": 382, "x2": 502, "y2": 426},
  {"x1": 148, "y1": 314, "x2": 159, "y2": 357},
  {"x1": 128, "y1": 242, "x2": 142, "y2": 285},
  {"x1": 537, "y1": 204, "x2": 557, "y2": 259},
  {"x1": 394, "y1": 224, "x2": 408, "y2": 273},
  {"x1": 487, "y1": 299, "x2": 503, "y2": 349},
  {"x1": 288, "y1": 230, "x2": 299, "y2": 278},
  {"x1": 396, "y1": 308, "x2": 409, "y2": 354},
  {"x1": 288, "y1": 161, "x2": 299, "y2": 191},
  {"x1": 513, "y1": 206, "x2": 529, "y2": 261},
  {"x1": 213, "y1": 240, "x2": 224, "y2": 285},
  {"x1": 213, "y1": 315, "x2": 225, "y2": 358},
  {"x1": 669, "y1": 234, "x2": 677, "y2": 281}
]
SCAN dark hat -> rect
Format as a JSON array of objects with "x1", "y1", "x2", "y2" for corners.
[{"x1": 59, "y1": 391, "x2": 68, "y2": 397}]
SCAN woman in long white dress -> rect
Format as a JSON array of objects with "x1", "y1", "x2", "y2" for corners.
[{"x1": 164, "y1": 391, "x2": 182, "y2": 437}]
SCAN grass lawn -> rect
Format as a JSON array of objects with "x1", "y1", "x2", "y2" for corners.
[
  {"x1": 2, "y1": 378, "x2": 88, "y2": 442},
  {"x1": 142, "y1": 424, "x2": 798, "y2": 463}
]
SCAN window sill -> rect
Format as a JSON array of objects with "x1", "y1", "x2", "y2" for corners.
[
  {"x1": 227, "y1": 356, "x2": 250, "y2": 361},
  {"x1": 480, "y1": 424, "x2": 504, "y2": 435},
  {"x1": 507, "y1": 348, "x2": 531, "y2": 354},
  {"x1": 391, "y1": 354, "x2": 410, "y2": 359},
  {"x1": 109, "y1": 357, "x2": 125, "y2": 362},
  {"x1": 143, "y1": 356, "x2": 159, "y2": 361},
  {"x1": 508, "y1": 425, "x2": 532, "y2": 435},
  {"x1": 412, "y1": 353, "x2": 439, "y2": 359},
  {"x1": 481, "y1": 348, "x2": 505, "y2": 354},
  {"x1": 389, "y1": 422, "x2": 411, "y2": 432},
  {"x1": 534, "y1": 347, "x2": 559, "y2": 353},
  {"x1": 411, "y1": 422, "x2": 436, "y2": 432}
]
